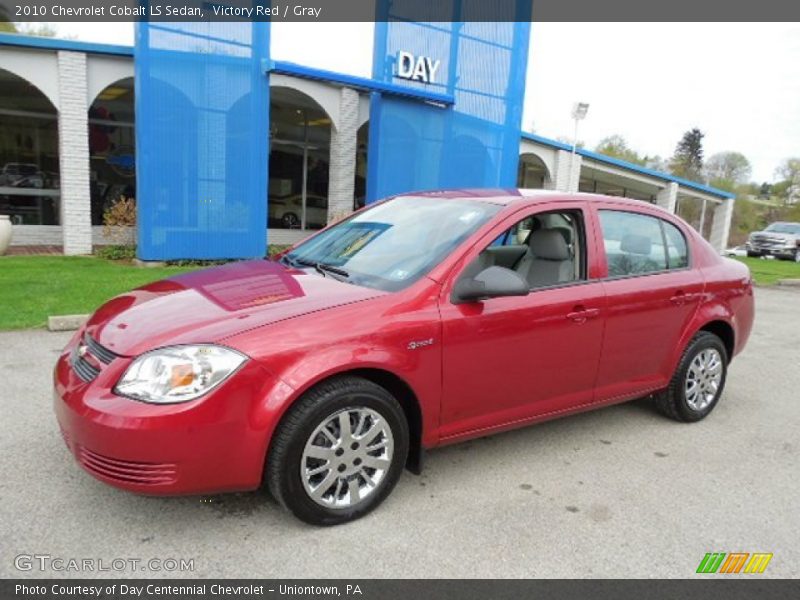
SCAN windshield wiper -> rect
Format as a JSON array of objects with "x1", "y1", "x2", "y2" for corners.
[
  {"x1": 315, "y1": 262, "x2": 350, "y2": 279},
  {"x1": 286, "y1": 256, "x2": 350, "y2": 280}
]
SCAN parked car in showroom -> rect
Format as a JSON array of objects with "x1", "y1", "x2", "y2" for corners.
[
  {"x1": 746, "y1": 221, "x2": 800, "y2": 261},
  {"x1": 269, "y1": 193, "x2": 327, "y2": 229},
  {"x1": 54, "y1": 190, "x2": 754, "y2": 525},
  {"x1": 0, "y1": 162, "x2": 45, "y2": 188}
]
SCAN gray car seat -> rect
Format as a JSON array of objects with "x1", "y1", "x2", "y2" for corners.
[{"x1": 515, "y1": 228, "x2": 574, "y2": 287}]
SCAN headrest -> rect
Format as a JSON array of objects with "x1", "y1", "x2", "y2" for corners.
[
  {"x1": 530, "y1": 228, "x2": 570, "y2": 261},
  {"x1": 620, "y1": 233, "x2": 652, "y2": 256}
]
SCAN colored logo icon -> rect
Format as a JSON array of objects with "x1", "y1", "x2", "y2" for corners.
[{"x1": 697, "y1": 552, "x2": 773, "y2": 574}]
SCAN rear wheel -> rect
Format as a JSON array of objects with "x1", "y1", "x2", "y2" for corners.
[
  {"x1": 266, "y1": 376, "x2": 409, "y2": 526},
  {"x1": 654, "y1": 331, "x2": 728, "y2": 422}
]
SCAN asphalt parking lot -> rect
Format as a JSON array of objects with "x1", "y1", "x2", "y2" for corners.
[{"x1": 1, "y1": 287, "x2": 798, "y2": 579}]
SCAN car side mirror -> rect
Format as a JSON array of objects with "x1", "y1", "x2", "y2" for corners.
[{"x1": 452, "y1": 266, "x2": 530, "y2": 304}]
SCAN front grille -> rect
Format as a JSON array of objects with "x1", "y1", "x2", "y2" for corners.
[
  {"x1": 70, "y1": 351, "x2": 100, "y2": 382},
  {"x1": 84, "y1": 334, "x2": 119, "y2": 364},
  {"x1": 77, "y1": 446, "x2": 178, "y2": 486},
  {"x1": 69, "y1": 334, "x2": 119, "y2": 383},
  {"x1": 751, "y1": 235, "x2": 790, "y2": 248}
]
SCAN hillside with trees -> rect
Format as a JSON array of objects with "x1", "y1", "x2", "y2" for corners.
[{"x1": 593, "y1": 129, "x2": 800, "y2": 246}]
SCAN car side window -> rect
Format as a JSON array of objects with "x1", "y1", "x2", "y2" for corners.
[
  {"x1": 662, "y1": 220, "x2": 689, "y2": 269},
  {"x1": 599, "y1": 210, "x2": 668, "y2": 277},
  {"x1": 463, "y1": 210, "x2": 586, "y2": 290}
]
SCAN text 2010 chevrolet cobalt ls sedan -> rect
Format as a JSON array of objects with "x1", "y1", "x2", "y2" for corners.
[{"x1": 54, "y1": 190, "x2": 754, "y2": 525}]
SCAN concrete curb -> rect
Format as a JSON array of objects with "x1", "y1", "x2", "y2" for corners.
[
  {"x1": 47, "y1": 314, "x2": 89, "y2": 332},
  {"x1": 778, "y1": 279, "x2": 800, "y2": 287}
]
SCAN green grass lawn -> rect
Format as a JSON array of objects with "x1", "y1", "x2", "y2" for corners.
[
  {"x1": 731, "y1": 256, "x2": 800, "y2": 286},
  {"x1": 0, "y1": 253, "x2": 795, "y2": 331},
  {"x1": 0, "y1": 256, "x2": 202, "y2": 330}
]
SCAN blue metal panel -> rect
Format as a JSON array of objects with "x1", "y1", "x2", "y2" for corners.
[
  {"x1": 135, "y1": 22, "x2": 270, "y2": 260},
  {"x1": 0, "y1": 32, "x2": 133, "y2": 56},
  {"x1": 367, "y1": 1, "x2": 532, "y2": 203}
]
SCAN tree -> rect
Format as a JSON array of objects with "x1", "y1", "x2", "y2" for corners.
[
  {"x1": 594, "y1": 135, "x2": 646, "y2": 166},
  {"x1": 16, "y1": 23, "x2": 60, "y2": 37},
  {"x1": 0, "y1": 10, "x2": 16, "y2": 32},
  {"x1": 669, "y1": 128, "x2": 705, "y2": 182},
  {"x1": 704, "y1": 152, "x2": 751, "y2": 191},
  {"x1": 644, "y1": 155, "x2": 669, "y2": 172},
  {"x1": 774, "y1": 158, "x2": 800, "y2": 205}
]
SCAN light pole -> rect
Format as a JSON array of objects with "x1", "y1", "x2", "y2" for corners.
[{"x1": 569, "y1": 102, "x2": 589, "y2": 192}]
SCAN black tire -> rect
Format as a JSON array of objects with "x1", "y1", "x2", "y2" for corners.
[
  {"x1": 266, "y1": 376, "x2": 409, "y2": 526},
  {"x1": 654, "y1": 331, "x2": 728, "y2": 422},
  {"x1": 746, "y1": 251, "x2": 761, "y2": 258},
  {"x1": 281, "y1": 212, "x2": 300, "y2": 229}
]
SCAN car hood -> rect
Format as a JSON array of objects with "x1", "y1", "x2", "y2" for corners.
[
  {"x1": 84, "y1": 260, "x2": 385, "y2": 357},
  {"x1": 751, "y1": 230, "x2": 798, "y2": 240}
]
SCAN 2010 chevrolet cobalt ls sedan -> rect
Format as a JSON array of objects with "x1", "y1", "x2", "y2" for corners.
[{"x1": 54, "y1": 190, "x2": 755, "y2": 525}]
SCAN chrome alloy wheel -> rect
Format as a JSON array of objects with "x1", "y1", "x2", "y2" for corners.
[
  {"x1": 685, "y1": 348, "x2": 723, "y2": 411},
  {"x1": 301, "y1": 407, "x2": 394, "y2": 509}
]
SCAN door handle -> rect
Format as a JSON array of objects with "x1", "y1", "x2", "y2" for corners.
[
  {"x1": 566, "y1": 307, "x2": 600, "y2": 323},
  {"x1": 670, "y1": 291, "x2": 696, "y2": 305}
]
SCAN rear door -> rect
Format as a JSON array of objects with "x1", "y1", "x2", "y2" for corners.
[{"x1": 592, "y1": 207, "x2": 703, "y2": 402}]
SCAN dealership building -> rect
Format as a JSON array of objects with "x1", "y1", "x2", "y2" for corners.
[{"x1": 0, "y1": 22, "x2": 735, "y2": 259}]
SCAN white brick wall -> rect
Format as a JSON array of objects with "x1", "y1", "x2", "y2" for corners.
[
  {"x1": 10, "y1": 225, "x2": 63, "y2": 246},
  {"x1": 267, "y1": 228, "x2": 311, "y2": 247},
  {"x1": 550, "y1": 149, "x2": 582, "y2": 192},
  {"x1": 656, "y1": 182, "x2": 678, "y2": 213},
  {"x1": 327, "y1": 87, "x2": 359, "y2": 223},
  {"x1": 57, "y1": 51, "x2": 92, "y2": 255}
]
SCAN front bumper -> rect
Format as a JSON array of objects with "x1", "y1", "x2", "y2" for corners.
[
  {"x1": 746, "y1": 242, "x2": 797, "y2": 257},
  {"x1": 53, "y1": 334, "x2": 292, "y2": 495}
]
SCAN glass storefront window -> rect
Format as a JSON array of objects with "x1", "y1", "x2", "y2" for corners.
[
  {"x1": 268, "y1": 87, "x2": 331, "y2": 230},
  {"x1": 354, "y1": 122, "x2": 368, "y2": 210},
  {"x1": 0, "y1": 68, "x2": 60, "y2": 225},
  {"x1": 89, "y1": 78, "x2": 136, "y2": 226}
]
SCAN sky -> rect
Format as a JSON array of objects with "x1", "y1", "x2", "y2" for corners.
[{"x1": 42, "y1": 21, "x2": 800, "y2": 183}]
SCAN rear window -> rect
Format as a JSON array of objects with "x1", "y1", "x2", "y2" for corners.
[{"x1": 598, "y1": 210, "x2": 689, "y2": 277}]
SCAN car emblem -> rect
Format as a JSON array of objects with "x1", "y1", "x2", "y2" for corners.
[
  {"x1": 407, "y1": 338, "x2": 434, "y2": 350},
  {"x1": 77, "y1": 344, "x2": 88, "y2": 358}
]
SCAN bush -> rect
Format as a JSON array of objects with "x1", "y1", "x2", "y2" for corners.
[
  {"x1": 102, "y1": 195, "x2": 136, "y2": 246},
  {"x1": 96, "y1": 245, "x2": 137, "y2": 261}
]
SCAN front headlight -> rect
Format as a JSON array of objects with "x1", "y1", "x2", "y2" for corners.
[{"x1": 115, "y1": 345, "x2": 247, "y2": 404}]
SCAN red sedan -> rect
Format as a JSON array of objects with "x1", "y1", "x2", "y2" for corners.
[{"x1": 54, "y1": 190, "x2": 754, "y2": 525}]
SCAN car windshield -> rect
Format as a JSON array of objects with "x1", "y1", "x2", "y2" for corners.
[
  {"x1": 765, "y1": 223, "x2": 800, "y2": 234},
  {"x1": 282, "y1": 196, "x2": 501, "y2": 292}
]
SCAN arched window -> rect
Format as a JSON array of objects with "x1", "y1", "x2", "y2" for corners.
[
  {"x1": 269, "y1": 86, "x2": 331, "y2": 230},
  {"x1": 0, "y1": 68, "x2": 59, "y2": 225},
  {"x1": 88, "y1": 78, "x2": 135, "y2": 226}
]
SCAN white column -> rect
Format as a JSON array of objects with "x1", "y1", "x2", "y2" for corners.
[
  {"x1": 326, "y1": 87, "x2": 359, "y2": 224},
  {"x1": 57, "y1": 51, "x2": 92, "y2": 255},
  {"x1": 709, "y1": 198, "x2": 735, "y2": 253},
  {"x1": 551, "y1": 149, "x2": 582, "y2": 192},
  {"x1": 656, "y1": 182, "x2": 678, "y2": 213}
]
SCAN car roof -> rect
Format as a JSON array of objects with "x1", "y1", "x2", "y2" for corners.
[{"x1": 406, "y1": 188, "x2": 668, "y2": 211}]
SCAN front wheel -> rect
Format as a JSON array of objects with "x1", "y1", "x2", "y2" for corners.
[
  {"x1": 746, "y1": 250, "x2": 761, "y2": 258},
  {"x1": 654, "y1": 331, "x2": 728, "y2": 422},
  {"x1": 266, "y1": 376, "x2": 409, "y2": 526}
]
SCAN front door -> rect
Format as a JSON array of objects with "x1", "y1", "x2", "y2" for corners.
[{"x1": 438, "y1": 204, "x2": 606, "y2": 440}]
